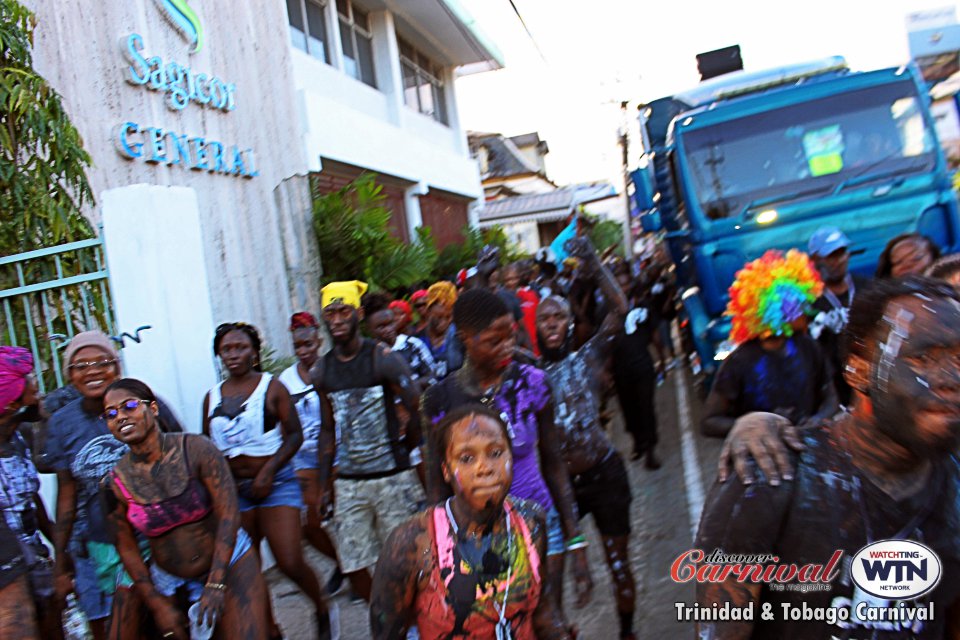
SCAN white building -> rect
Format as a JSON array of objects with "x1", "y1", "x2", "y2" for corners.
[
  {"x1": 287, "y1": 0, "x2": 503, "y2": 246},
  {"x1": 23, "y1": 0, "x2": 501, "y2": 427}
]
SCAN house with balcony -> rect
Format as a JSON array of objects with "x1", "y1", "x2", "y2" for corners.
[{"x1": 285, "y1": 0, "x2": 502, "y2": 247}]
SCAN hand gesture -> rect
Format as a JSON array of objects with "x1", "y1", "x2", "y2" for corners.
[
  {"x1": 249, "y1": 466, "x2": 276, "y2": 500},
  {"x1": 152, "y1": 600, "x2": 189, "y2": 640},
  {"x1": 717, "y1": 412, "x2": 805, "y2": 486},
  {"x1": 570, "y1": 547, "x2": 593, "y2": 608}
]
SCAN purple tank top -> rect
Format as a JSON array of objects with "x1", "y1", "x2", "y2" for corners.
[{"x1": 423, "y1": 364, "x2": 554, "y2": 512}]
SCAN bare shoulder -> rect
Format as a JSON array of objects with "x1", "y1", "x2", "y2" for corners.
[
  {"x1": 184, "y1": 432, "x2": 222, "y2": 459},
  {"x1": 377, "y1": 509, "x2": 435, "y2": 585}
]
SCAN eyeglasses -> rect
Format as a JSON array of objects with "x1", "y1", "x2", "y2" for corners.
[
  {"x1": 101, "y1": 398, "x2": 149, "y2": 422},
  {"x1": 68, "y1": 359, "x2": 117, "y2": 373}
]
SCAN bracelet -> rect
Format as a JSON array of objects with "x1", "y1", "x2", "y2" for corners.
[
  {"x1": 205, "y1": 582, "x2": 226, "y2": 591},
  {"x1": 566, "y1": 535, "x2": 587, "y2": 551}
]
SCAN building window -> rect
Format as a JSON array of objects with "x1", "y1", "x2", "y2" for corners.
[
  {"x1": 337, "y1": 0, "x2": 376, "y2": 88},
  {"x1": 286, "y1": 0, "x2": 330, "y2": 63},
  {"x1": 399, "y1": 38, "x2": 448, "y2": 125}
]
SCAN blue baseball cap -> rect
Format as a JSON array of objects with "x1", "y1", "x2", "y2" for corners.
[{"x1": 808, "y1": 226, "x2": 851, "y2": 257}]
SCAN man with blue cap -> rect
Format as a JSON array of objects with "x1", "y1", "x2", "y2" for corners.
[{"x1": 807, "y1": 226, "x2": 867, "y2": 406}]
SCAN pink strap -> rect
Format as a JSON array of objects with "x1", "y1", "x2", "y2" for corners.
[
  {"x1": 433, "y1": 506, "x2": 457, "y2": 589},
  {"x1": 112, "y1": 472, "x2": 134, "y2": 500}
]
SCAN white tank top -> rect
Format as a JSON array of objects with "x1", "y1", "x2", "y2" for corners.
[
  {"x1": 278, "y1": 364, "x2": 322, "y2": 451},
  {"x1": 207, "y1": 373, "x2": 282, "y2": 458}
]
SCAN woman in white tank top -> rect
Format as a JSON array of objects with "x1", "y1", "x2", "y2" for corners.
[
  {"x1": 280, "y1": 312, "x2": 346, "y2": 594},
  {"x1": 202, "y1": 322, "x2": 336, "y2": 639}
]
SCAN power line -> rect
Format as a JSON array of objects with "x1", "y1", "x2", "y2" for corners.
[{"x1": 507, "y1": 0, "x2": 547, "y2": 63}]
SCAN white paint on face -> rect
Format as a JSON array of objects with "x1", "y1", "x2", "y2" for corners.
[{"x1": 877, "y1": 305, "x2": 915, "y2": 391}]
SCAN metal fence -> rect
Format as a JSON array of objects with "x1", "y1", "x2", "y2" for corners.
[{"x1": 0, "y1": 238, "x2": 117, "y2": 393}]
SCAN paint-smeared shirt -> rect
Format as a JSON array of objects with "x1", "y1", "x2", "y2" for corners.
[{"x1": 711, "y1": 334, "x2": 829, "y2": 424}]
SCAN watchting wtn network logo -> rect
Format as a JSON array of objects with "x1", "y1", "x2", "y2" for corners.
[{"x1": 850, "y1": 540, "x2": 942, "y2": 600}]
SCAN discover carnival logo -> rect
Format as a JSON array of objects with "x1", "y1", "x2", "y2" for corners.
[
  {"x1": 850, "y1": 539, "x2": 942, "y2": 600},
  {"x1": 154, "y1": 0, "x2": 204, "y2": 53},
  {"x1": 672, "y1": 543, "x2": 942, "y2": 631}
]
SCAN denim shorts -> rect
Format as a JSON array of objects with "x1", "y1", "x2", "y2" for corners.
[
  {"x1": 150, "y1": 528, "x2": 253, "y2": 600},
  {"x1": 545, "y1": 506, "x2": 564, "y2": 557},
  {"x1": 73, "y1": 553, "x2": 112, "y2": 621},
  {"x1": 236, "y1": 465, "x2": 303, "y2": 512}
]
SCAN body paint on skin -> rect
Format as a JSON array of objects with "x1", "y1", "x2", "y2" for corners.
[{"x1": 876, "y1": 305, "x2": 915, "y2": 391}]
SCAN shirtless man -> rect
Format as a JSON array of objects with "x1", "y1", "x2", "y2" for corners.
[{"x1": 536, "y1": 237, "x2": 638, "y2": 640}]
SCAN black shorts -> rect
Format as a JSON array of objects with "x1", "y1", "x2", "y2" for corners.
[{"x1": 572, "y1": 451, "x2": 632, "y2": 537}]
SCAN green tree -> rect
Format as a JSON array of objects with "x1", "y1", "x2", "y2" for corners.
[
  {"x1": 588, "y1": 219, "x2": 625, "y2": 256},
  {"x1": 431, "y1": 225, "x2": 528, "y2": 281},
  {"x1": 0, "y1": 0, "x2": 94, "y2": 254},
  {"x1": 312, "y1": 173, "x2": 437, "y2": 291}
]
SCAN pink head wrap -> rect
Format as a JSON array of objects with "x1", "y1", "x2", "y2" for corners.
[{"x1": 0, "y1": 346, "x2": 34, "y2": 412}]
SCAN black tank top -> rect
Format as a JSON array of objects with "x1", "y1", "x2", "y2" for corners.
[{"x1": 322, "y1": 339, "x2": 408, "y2": 478}]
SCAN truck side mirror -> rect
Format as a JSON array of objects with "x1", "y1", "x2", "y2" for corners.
[{"x1": 629, "y1": 163, "x2": 656, "y2": 211}]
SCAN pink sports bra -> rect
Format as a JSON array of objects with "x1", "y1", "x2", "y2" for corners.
[{"x1": 112, "y1": 435, "x2": 213, "y2": 538}]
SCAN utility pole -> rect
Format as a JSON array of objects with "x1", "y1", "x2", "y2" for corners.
[{"x1": 618, "y1": 100, "x2": 634, "y2": 258}]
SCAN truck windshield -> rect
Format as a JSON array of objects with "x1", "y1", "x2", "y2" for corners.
[{"x1": 681, "y1": 80, "x2": 937, "y2": 221}]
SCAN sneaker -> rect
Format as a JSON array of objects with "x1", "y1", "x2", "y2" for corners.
[{"x1": 325, "y1": 567, "x2": 345, "y2": 596}]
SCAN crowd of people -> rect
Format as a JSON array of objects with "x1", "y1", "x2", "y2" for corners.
[
  {"x1": 2, "y1": 222, "x2": 959, "y2": 639},
  {"x1": 0, "y1": 235, "x2": 670, "y2": 640}
]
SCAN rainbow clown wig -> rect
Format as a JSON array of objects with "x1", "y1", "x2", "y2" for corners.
[{"x1": 726, "y1": 249, "x2": 823, "y2": 344}]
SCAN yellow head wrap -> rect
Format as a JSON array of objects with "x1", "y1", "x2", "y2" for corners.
[
  {"x1": 426, "y1": 281, "x2": 457, "y2": 308},
  {"x1": 321, "y1": 280, "x2": 368, "y2": 309}
]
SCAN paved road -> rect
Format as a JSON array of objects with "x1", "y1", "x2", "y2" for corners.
[{"x1": 268, "y1": 363, "x2": 723, "y2": 639}]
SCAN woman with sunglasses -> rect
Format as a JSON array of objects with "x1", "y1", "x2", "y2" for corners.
[
  {"x1": 103, "y1": 378, "x2": 268, "y2": 640},
  {"x1": 202, "y1": 322, "x2": 334, "y2": 639},
  {"x1": 45, "y1": 331, "x2": 182, "y2": 639}
]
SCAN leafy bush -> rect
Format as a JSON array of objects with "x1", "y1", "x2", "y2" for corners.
[
  {"x1": 312, "y1": 174, "x2": 527, "y2": 292},
  {"x1": 431, "y1": 225, "x2": 528, "y2": 282},
  {"x1": 312, "y1": 174, "x2": 437, "y2": 291},
  {"x1": 589, "y1": 219, "x2": 625, "y2": 256},
  {"x1": 0, "y1": 0, "x2": 94, "y2": 255}
]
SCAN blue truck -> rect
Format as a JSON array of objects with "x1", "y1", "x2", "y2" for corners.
[{"x1": 629, "y1": 56, "x2": 960, "y2": 383}]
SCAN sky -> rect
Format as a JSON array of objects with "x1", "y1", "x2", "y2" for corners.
[{"x1": 455, "y1": 0, "x2": 956, "y2": 188}]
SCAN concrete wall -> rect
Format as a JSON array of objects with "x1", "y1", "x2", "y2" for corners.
[
  {"x1": 101, "y1": 185, "x2": 218, "y2": 431},
  {"x1": 25, "y1": 0, "x2": 310, "y2": 354}
]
